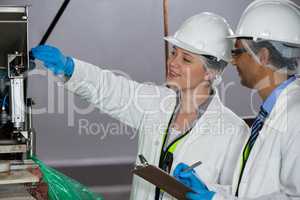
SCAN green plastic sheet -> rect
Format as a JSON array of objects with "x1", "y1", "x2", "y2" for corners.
[{"x1": 32, "y1": 156, "x2": 104, "y2": 200}]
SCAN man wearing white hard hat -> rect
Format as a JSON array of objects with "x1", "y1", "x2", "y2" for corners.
[
  {"x1": 174, "y1": 0, "x2": 300, "y2": 200},
  {"x1": 30, "y1": 13, "x2": 249, "y2": 200}
]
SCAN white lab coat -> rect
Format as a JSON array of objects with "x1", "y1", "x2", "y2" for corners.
[
  {"x1": 64, "y1": 59, "x2": 249, "y2": 200},
  {"x1": 213, "y1": 79, "x2": 300, "y2": 200}
]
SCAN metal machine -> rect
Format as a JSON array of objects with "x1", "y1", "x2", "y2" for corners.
[{"x1": 0, "y1": 5, "x2": 38, "y2": 199}]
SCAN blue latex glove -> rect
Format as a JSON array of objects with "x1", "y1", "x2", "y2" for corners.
[
  {"x1": 173, "y1": 163, "x2": 207, "y2": 191},
  {"x1": 186, "y1": 191, "x2": 215, "y2": 200},
  {"x1": 31, "y1": 45, "x2": 74, "y2": 78},
  {"x1": 173, "y1": 163, "x2": 215, "y2": 200}
]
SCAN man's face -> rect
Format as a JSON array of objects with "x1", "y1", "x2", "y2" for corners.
[{"x1": 232, "y1": 39, "x2": 260, "y2": 89}]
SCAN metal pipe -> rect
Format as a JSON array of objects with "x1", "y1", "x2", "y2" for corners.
[
  {"x1": 163, "y1": 0, "x2": 169, "y2": 78},
  {"x1": 39, "y1": 0, "x2": 71, "y2": 45}
]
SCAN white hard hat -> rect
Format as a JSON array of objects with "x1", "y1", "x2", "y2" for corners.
[
  {"x1": 164, "y1": 12, "x2": 234, "y2": 62},
  {"x1": 229, "y1": 0, "x2": 300, "y2": 46}
]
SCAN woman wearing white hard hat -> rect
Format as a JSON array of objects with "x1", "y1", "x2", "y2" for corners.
[
  {"x1": 31, "y1": 13, "x2": 249, "y2": 200},
  {"x1": 174, "y1": 0, "x2": 300, "y2": 200}
]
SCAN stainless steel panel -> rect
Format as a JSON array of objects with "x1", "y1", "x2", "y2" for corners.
[
  {"x1": 0, "y1": 144, "x2": 26, "y2": 154},
  {"x1": 0, "y1": 6, "x2": 27, "y2": 69}
]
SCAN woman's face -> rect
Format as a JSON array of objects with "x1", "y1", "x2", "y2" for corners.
[{"x1": 167, "y1": 46, "x2": 209, "y2": 91}]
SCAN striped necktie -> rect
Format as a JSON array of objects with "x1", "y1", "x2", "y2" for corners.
[
  {"x1": 236, "y1": 106, "x2": 269, "y2": 196},
  {"x1": 244, "y1": 106, "x2": 269, "y2": 160}
]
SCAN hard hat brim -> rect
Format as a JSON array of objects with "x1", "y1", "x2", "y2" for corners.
[
  {"x1": 164, "y1": 36, "x2": 214, "y2": 58},
  {"x1": 226, "y1": 34, "x2": 253, "y2": 39},
  {"x1": 227, "y1": 34, "x2": 300, "y2": 47}
]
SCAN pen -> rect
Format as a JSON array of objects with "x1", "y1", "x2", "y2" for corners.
[
  {"x1": 182, "y1": 161, "x2": 202, "y2": 172},
  {"x1": 139, "y1": 154, "x2": 149, "y2": 165}
]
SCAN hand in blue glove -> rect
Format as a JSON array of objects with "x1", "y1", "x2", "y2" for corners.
[
  {"x1": 173, "y1": 163, "x2": 207, "y2": 191},
  {"x1": 185, "y1": 190, "x2": 215, "y2": 200},
  {"x1": 173, "y1": 163, "x2": 215, "y2": 200},
  {"x1": 31, "y1": 45, "x2": 74, "y2": 78}
]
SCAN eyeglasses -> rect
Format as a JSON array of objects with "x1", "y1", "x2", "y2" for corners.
[
  {"x1": 231, "y1": 48, "x2": 247, "y2": 57},
  {"x1": 202, "y1": 55, "x2": 218, "y2": 62}
]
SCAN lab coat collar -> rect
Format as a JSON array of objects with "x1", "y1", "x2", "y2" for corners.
[
  {"x1": 186, "y1": 90, "x2": 224, "y2": 139},
  {"x1": 262, "y1": 75, "x2": 296, "y2": 114}
]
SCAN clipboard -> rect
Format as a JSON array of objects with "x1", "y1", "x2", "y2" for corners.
[{"x1": 132, "y1": 155, "x2": 192, "y2": 200}]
